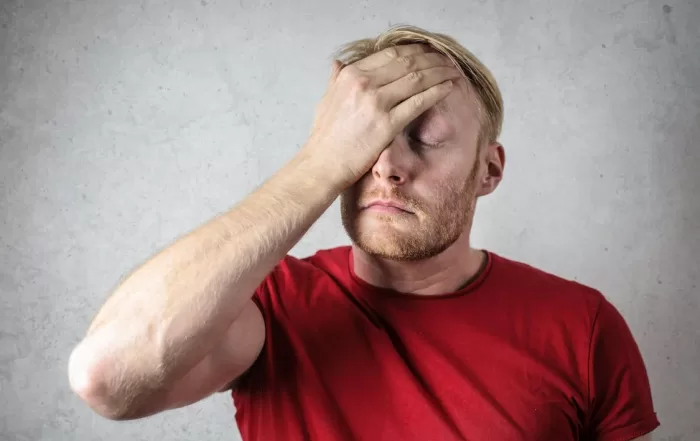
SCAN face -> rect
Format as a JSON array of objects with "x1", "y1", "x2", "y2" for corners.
[{"x1": 341, "y1": 79, "x2": 501, "y2": 261}]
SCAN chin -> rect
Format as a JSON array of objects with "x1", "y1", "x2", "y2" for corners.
[{"x1": 346, "y1": 214, "x2": 456, "y2": 262}]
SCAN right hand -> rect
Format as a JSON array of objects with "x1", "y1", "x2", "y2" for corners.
[{"x1": 300, "y1": 44, "x2": 462, "y2": 189}]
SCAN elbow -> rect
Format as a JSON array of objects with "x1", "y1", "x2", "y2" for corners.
[{"x1": 68, "y1": 343, "x2": 138, "y2": 421}]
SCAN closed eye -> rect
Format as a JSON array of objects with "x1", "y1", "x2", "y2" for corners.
[{"x1": 407, "y1": 134, "x2": 441, "y2": 149}]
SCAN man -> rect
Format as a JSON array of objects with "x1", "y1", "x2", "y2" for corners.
[{"x1": 68, "y1": 25, "x2": 659, "y2": 440}]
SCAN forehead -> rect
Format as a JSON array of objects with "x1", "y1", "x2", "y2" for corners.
[{"x1": 424, "y1": 78, "x2": 481, "y2": 133}]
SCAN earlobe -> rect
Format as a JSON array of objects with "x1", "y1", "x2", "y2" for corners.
[{"x1": 480, "y1": 176, "x2": 496, "y2": 196}]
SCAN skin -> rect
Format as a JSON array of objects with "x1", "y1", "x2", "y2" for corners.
[
  {"x1": 342, "y1": 76, "x2": 505, "y2": 294},
  {"x1": 68, "y1": 44, "x2": 463, "y2": 420},
  {"x1": 67, "y1": 43, "x2": 652, "y2": 441}
]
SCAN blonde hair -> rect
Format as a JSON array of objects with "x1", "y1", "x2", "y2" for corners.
[{"x1": 335, "y1": 25, "x2": 503, "y2": 147}]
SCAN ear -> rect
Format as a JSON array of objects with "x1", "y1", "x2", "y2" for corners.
[{"x1": 476, "y1": 142, "x2": 505, "y2": 197}]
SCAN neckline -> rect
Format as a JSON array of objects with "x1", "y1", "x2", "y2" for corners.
[{"x1": 346, "y1": 247, "x2": 494, "y2": 300}]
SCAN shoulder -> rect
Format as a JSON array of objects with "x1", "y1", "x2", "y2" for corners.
[
  {"x1": 254, "y1": 246, "x2": 352, "y2": 309},
  {"x1": 486, "y1": 252, "x2": 611, "y2": 332},
  {"x1": 269, "y1": 245, "x2": 352, "y2": 284},
  {"x1": 490, "y1": 253, "x2": 603, "y2": 302}
]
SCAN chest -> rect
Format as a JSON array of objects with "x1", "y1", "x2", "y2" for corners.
[{"x1": 268, "y1": 295, "x2": 589, "y2": 441}]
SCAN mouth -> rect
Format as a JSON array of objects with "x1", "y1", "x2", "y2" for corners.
[{"x1": 363, "y1": 200, "x2": 414, "y2": 214}]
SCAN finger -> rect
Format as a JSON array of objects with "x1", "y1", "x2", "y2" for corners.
[
  {"x1": 370, "y1": 52, "x2": 455, "y2": 87},
  {"x1": 389, "y1": 80, "x2": 454, "y2": 130},
  {"x1": 352, "y1": 44, "x2": 429, "y2": 71},
  {"x1": 379, "y1": 66, "x2": 462, "y2": 109}
]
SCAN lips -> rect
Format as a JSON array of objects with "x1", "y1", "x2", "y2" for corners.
[{"x1": 363, "y1": 200, "x2": 413, "y2": 214}]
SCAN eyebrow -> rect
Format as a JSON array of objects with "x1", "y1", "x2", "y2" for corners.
[{"x1": 413, "y1": 113, "x2": 456, "y2": 141}]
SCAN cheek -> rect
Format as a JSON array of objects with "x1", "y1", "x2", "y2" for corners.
[
  {"x1": 343, "y1": 178, "x2": 367, "y2": 202},
  {"x1": 352, "y1": 174, "x2": 374, "y2": 195},
  {"x1": 419, "y1": 172, "x2": 465, "y2": 206}
]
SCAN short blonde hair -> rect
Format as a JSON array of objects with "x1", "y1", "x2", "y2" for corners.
[{"x1": 335, "y1": 25, "x2": 503, "y2": 147}]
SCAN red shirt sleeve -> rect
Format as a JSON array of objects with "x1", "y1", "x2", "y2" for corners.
[{"x1": 585, "y1": 298, "x2": 660, "y2": 441}]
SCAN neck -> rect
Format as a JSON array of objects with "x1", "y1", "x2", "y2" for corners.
[{"x1": 351, "y1": 232, "x2": 486, "y2": 296}]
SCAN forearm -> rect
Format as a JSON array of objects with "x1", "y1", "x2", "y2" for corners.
[{"x1": 69, "y1": 151, "x2": 342, "y2": 401}]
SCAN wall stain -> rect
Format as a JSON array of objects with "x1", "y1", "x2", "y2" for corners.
[
  {"x1": 611, "y1": 3, "x2": 678, "y2": 51},
  {"x1": 662, "y1": 4, "x2": 677, "y2": 45},
  {"x1": 609, "y1": 0, "x2": 646, "y2": 19}
]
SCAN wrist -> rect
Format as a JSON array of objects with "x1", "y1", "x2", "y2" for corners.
[
  {"x1": 288, "y1": 144, "x2": 352, "y2": 195},
  {"x1": 271, "y1": 150, "x2": 347, "y2": 207}
]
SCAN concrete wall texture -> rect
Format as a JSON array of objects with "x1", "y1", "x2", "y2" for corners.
[{"x1": 1, "y1": 0, "x2": 698, "y2": 439}]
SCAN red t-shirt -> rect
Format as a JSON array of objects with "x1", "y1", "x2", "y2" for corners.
[{"x1": 232, "y1": 246, "x2": 659, "y2": 441}]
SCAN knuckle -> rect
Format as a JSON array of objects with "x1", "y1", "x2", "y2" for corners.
[
  {"x1": 343, "y1": 69, "x2": 370, "y2": 90},
  {"x1": 338, "y1": 66, "x2": 359, "y2": 79},
  {"x1": 384, "y1": 47, "x2": 400, "y2": 60},
  {"x1": 397, "y1": 56, "x2": 414, "y2": 69},
  {"x1": 337, "y1": 66, "x2": 353, "y2": 82},
  {"x1": 411, "y1": 94, "x2": 425, "y2": 110},
  {"x1": 354, "y1": 74, "x2": 371, "y2": 90},
  {"x1": 407, "y1": 70, "x2": 423, "y2": 83}
]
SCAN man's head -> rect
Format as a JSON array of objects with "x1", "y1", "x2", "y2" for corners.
[{"x1": 338, "y1": 25, "x2": 506, "y2": 261}]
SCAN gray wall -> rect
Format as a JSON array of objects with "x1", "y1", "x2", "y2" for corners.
[{"x1": 1, "y1": 0, "x2": 698, "y2": 440}]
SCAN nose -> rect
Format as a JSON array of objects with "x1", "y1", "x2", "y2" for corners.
[{"x1": 371, "y1": 135, "x2": 411, "y2": 186}]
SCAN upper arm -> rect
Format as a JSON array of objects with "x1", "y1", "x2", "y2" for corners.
[
  {"x1": 130, "y1": 300, "x2": 265, "y2": 418},
  {"x1": 585, "y1": 298, "x2": 659, "y2": 440}
]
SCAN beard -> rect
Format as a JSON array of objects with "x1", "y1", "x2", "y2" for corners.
[{"x1": 341, "y1": 162, "x2": 480, "y2": 262}]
